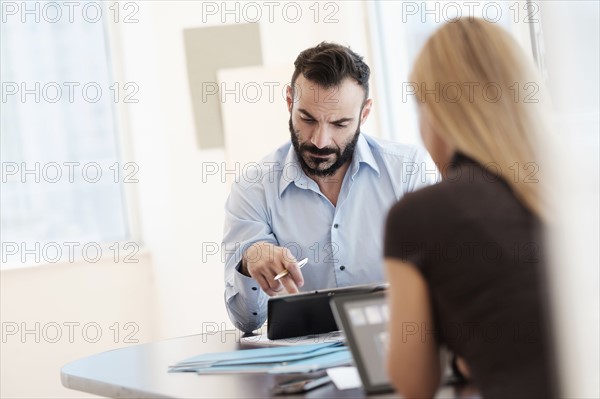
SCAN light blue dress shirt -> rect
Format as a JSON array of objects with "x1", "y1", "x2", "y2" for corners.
[{"x1": 223, "y1": 134, "x2": 436, "y2": 332}]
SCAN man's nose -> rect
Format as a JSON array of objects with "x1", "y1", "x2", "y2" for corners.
[{"x1": 311, "y1": 125, "x2": 332, "y2": 149}]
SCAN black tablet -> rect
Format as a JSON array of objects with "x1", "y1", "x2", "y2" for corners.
[
  {"x1": 330, "y1": 290, "x2": 394, "y2": 394},
  {"x1": 266, "y1": 284, "x2": 386, "y2": 340}
]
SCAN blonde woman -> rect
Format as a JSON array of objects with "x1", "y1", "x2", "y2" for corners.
[{"x1": 384, "y1": 19, "x2": 557, "y2": 398}]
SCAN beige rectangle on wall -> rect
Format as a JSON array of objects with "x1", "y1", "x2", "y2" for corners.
[
  {"x1": 217, "y1": 65, "x2": 291, "y2": 184},
  {"x1": 183, "y1": 23, "x2": 263, "y2": 149}
]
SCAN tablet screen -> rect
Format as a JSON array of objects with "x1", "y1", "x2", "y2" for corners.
[
  {"x1": 267, "y1": 284, "x2": 385, "y2": 340},
  {"x1": 330, "y1": 291, "x2": 394, "y2": 393}
]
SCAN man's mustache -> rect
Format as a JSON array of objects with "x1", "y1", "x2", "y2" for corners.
[{"x1": 301, "y1": 145, "x2": 337, "y2": 156}]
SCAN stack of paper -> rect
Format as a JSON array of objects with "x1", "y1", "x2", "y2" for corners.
[{"x1": 169, "y1": 342, "x2": 352, "y2": 374}]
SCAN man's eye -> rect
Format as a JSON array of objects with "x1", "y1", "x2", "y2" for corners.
[
  {"x1": 334, "y1": 123, "x2": 348, "y2": 129},
  {"x1": 301, "y1": 118, "x2": 315, "y2": 123}
]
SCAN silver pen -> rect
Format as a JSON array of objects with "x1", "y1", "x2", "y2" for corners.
[{"x1": 274, "y1": 258, "x2": 308, "y2": 281}]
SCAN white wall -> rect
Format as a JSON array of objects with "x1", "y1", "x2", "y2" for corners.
[
  {"x1": 540, "y1": 1, "x2": 600, "y2": 397},
  {"x1": 0, "y1": 252, "x2": 158, "y2": 398}
]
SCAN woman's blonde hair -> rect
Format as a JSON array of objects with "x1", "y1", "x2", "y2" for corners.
[{"x1": 410, "y1": 18, "x2": 548, "y2": 220}]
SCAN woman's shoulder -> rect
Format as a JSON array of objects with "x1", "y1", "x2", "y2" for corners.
[
  {"x1": 384, "y1": 181, "x2": 464, "y2": 264},
  {"x1": 389, "y1": 154, "x2": 521, "y2": 226},
  {"x1": 390, "y1": 180, "x2": 462, "y2": 221},
  {"x1": 385, "y1": 180, "x2": 467, "y2": 254}
]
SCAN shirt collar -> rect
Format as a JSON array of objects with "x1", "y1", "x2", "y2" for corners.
[
  {"x1": 278, "y1": 145, "x2": 306, "y2": 198},
  {"x1": 349, "y1": 133, "x2": 380, "y2": 180},
  {"x1": 278, "y1": 134, "x2": 380, "y2": 198}
]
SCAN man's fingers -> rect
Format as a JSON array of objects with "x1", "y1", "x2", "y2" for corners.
[
  {"x1": 282, "y1": 256, "x2": 305, "y2": 288},
  {"x1": 285, "y1": 263, "x2": 305, "y2": 288},
  {"x1": 245, "y1": 244, "x2": 305, "y2": 296},
  {"x1": 280, "y1": 274, "x2": 299, "y2": 294},
  {"x1": 258, "y1": 267, "x2": 283, "y2": 293},
  {"x1": 254, "y1": 274, "x2": 281, "y2": 296},
  {"x1": 265, "y1": 269, "x2": 285, "y2": 292}
]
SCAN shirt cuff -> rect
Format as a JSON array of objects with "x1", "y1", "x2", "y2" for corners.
[{"x1": 234, "y1": 261, "x2": 265, "y2": 314}]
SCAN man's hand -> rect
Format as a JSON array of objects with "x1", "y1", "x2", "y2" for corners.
[{"x1": 241, "y1": 242, "x2": 305, "y2": 296}]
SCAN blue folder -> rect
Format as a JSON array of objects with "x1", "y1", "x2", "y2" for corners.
[{"x1": 169, "y1": 342, "x2": 352, "y2": 374}]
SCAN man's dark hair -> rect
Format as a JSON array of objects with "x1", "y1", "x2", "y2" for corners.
[{"x1": 291, "y1": 42, "x2": 370, "y2": 101}]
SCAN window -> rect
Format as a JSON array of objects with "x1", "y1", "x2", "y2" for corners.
[
  {"x1": 368, "y1": 1, "x2": 528, "y2": 146},
  {"x1": 1, "y1": 1, "x2": 131, "y2": 267}
]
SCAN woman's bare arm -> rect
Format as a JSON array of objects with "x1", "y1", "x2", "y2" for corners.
[{"x1": 385, "y1": 258, "x2": 442, "y2": 398}]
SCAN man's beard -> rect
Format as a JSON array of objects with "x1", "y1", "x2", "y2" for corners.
[{"x1": 289, "y1": 117, "x2": 361, "y2": 177}]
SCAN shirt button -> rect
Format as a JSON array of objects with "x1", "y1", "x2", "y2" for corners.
[
  {"x1": 252, "y1": 312, "x2": 258, "y2": 316},
  {"x1": 251, "y1": 287, "x2": 258, "y2": 291},
  {"x1": 333, "y1": 224, "x2": 339, "y2": 229},
  {"x1": 340, "y1": 265, "x2": 346, "y2": 271}
]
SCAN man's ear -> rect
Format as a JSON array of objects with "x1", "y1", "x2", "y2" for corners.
[
  {"x1": 286, "y1": 85, "x2": 294, "y2": 113},
  {"x1": 360, "y1": 99, "x2": 373, "y2": 125}
]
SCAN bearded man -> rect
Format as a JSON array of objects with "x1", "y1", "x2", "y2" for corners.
[{"x1": 223, "y1": 42, "x2": 434, "y2": 333}]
